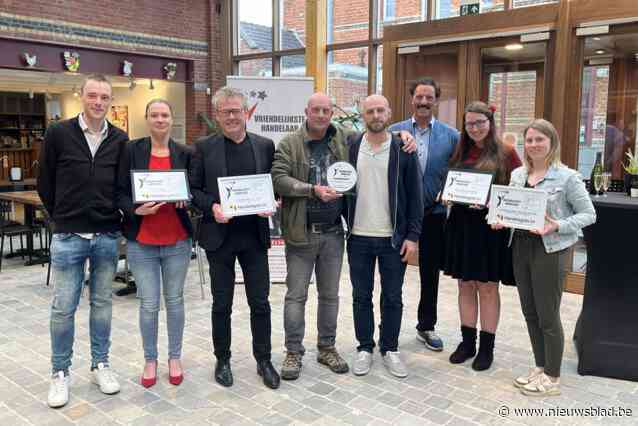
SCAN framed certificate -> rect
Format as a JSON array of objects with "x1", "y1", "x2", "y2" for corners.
[
  {"x1": 218, "y1": 173, "x2": 276, "y2": 217},
  {"x1": 487, "y1": 185, "x2": 548, "y2": 231},
  {"x1": 131, "y1": 169, "x2": 191, "y2": 203},
  {"x1": 441, "y1": 169, "x2": 494, "y2": 206}
]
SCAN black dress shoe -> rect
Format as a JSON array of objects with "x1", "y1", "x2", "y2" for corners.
[
  {"x1": 214, "y1": 360, "x2": 233, "y2": 387},
  {"x1": 257, "y1": 360, "x2": 280, "y2": 389}
]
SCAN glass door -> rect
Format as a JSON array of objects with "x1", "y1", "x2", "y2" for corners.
[
  {"x1": 480, "y1": 40, "x2": 549, "y2": 158},
  {"x1": 573, "y1": 26, "x2": 638, "y2": 275}
]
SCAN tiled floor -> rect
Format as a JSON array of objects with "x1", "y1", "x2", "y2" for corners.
[{"x1": 1, "y1": 246, "x2": 636, "y2": 425}]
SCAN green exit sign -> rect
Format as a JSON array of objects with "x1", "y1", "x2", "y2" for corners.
[{"x1": 460, "y1": 2, "x2": 480, "y2": 16}]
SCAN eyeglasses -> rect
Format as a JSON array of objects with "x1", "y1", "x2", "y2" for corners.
[
  {"x1": 465, "y1": 119, "x2": 489, "y2": 129},
  {"x1": 217, "y1": 108, "x2": 244, "y2": 117}
]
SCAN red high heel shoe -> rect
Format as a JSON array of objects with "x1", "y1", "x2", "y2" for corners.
[
  {"x1": 168, "y1": 360, "x2": 183, "y2": 386},
  {"x1": 140, "y1": 362, "x2": 157, "y2": 388}
]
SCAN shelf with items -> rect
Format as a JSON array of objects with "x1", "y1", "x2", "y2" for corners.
[{"x1": 0, "y1": 93, "x2": 46, "y2": 149}]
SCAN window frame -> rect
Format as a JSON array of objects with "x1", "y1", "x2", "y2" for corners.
[{"x1": 228, "y1": 0, "x2": 555, "y2": 87}]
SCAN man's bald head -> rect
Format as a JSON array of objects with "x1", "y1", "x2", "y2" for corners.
[
  {"x1": 307, "y1": 92, "x2": 332, "y2": 109},
  {"x1": 305, "y1": 92, "x2": 334, "y2": 137},
  {"x1": 361, "y1": 94, "x2": 390, "y2": 111},
  {"x1": 361, "y1": 94, "x2": 391, "y2": 134}
]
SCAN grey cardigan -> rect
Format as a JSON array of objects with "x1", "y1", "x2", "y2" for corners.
[{"x1": 508, "y1": 164, "x2": 596, "y2": 253}]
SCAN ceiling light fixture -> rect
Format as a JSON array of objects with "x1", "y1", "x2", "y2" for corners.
[
  {"x1": 505, "y1": 43, "x2": 524, "y2": 51},
  {"x1": 595, "y1": 49, "x2": 606, "y2": 54}
]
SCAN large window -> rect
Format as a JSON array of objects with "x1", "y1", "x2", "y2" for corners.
[
  {"x1": 378, "y1": 0, "x2": 427, "y2": 38},
  {"x1": 329, "y1": 47, "x2": 369, "y2": 128},
  {"x1": 232, "y1": 0, "x2": 305, "y2": 77},
  {"x1": 230, "y1": 0, "x2": 558, "y2": 97}
]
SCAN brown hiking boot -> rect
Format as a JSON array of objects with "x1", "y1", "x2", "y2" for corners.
[
  {"x1": 317, "y1": 347, "x2": 349, "y2": 374},
  {"x1": 281, "y1": 352, "x2": 302, "y2": 380}
]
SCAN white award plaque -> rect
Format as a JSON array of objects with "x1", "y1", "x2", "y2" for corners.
[
  {"x1": 131, "y1": 170, "x2": 191, "y2": 203},
  {"x1": 327, "y1": 161, "x2": 357, "y2": 193},
  {"x1": 218, "y1": 173, "x2": 277, "y2": 217},
  {"x1": 487, "y1": 185, "x2": 548, "y2": 231},
  {"x1": 441, "y1": 168, "x2": 494, "y2": 206}
]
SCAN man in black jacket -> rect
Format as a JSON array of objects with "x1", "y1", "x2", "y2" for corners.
[
  {"x1": 37, "y1": 74, "x2": 128, "y2": 408},
  {"x1": 189, "y1": 86, "x2": 280, "y2": 390},
  {"x1": 345, "y1": 95, "x2": 423, "y2": 379}
]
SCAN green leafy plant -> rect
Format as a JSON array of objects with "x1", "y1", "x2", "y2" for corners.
[
  {"x1": 332, "y1": 104, "x2": 364, "y2": 132},
  {"x1": 623, "y1": 149, "x2": 638, "y2": 174},
  {"x1": 197, "y1": 112, "x2": 220, "y2": 135}
]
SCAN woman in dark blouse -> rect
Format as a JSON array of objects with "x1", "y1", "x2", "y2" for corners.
[
  {"x1": 117, "y1": 99, "x2": 193, "y2": 388},
  {"x1": 443, "y1": 101, "x2": 522, "y2": 371}
]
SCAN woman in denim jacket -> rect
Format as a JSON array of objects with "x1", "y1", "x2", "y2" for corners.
[{"x1": 494, "y1": 119, "x2": 595, "y2": 397}]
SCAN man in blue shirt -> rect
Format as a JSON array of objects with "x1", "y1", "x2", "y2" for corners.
[{"x1": 389, "y1": 77, "x2": 459, "y2": 352}]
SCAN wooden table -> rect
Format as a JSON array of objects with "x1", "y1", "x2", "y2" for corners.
[{"x1": 0, "y1": 190, "x2": 46, "y2": 265}]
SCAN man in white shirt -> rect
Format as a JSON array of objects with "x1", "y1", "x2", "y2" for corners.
[{"x1": 344, "y1": 95, "x2": 423, "y2": 378}]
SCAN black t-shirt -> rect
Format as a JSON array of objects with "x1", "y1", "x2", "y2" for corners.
[
  {"x1": 306, "y1": 132, "x2": 343, "y2": 225},
  {"x1": 224, "y1": 135, "x2": 259, "y2": 235}
]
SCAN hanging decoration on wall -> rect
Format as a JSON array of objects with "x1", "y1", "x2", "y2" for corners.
[
  {"x1": 164, "y1": 62, "x2": 177, "y2": 80},
  {"x1": 122, "y1": 60, "x2": 133, "y2": 77},
  {"x1": 63, "y1": 51, "x2": 80, "y2": 72},
  {"x1": 23, "y1": 53, "x2": 37, "y2": 68}
]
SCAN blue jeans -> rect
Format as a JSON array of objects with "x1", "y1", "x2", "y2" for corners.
[
  {"x1": 347, "y1": 235, "x2": 407, "y2": 354},
  {"x1": 50, "y1": 232, "x2": 119, "y2": 373},
  {"x1": 127, "y1": 238, "x2": 191, "y2": 361}
]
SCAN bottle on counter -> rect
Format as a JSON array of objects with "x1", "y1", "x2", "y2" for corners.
[{"x1": 590, "y1": 152, "x2": 603, "y2": 195}]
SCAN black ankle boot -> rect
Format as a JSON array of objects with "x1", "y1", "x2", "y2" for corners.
[
  {"x1": 472, "y1": 330, "x2": 495, "y2": 371},
  {"x1": 449, "y1": 326, "x2": 477, "y2": 364}
]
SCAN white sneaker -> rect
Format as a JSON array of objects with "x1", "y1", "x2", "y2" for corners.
[
  {"x1": 520, "y1": 373, "x2": 560, "y2": 397},
  {"x1": 91, "y1": 363, "x2": 120, "y2": 395},
  {"x1": 352, "y1": 351, "x2": 373, "y2": 376},
  {"x1": 382, "y1": 351, "x2": 408, "y2": 378},
  {"x1": 514, "y1": 367, "x2": 544, "y2": 388},
  {"x1": 47, "y1": 371, "x2": 69, "y2": 408}
]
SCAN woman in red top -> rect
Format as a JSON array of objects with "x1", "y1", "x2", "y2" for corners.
[
  {"x1": 443, "y1": 101, "x2": 522, "y2": 371},
  {"x1": 117, "y1": 99, "x2": 193, "y2": 388}
]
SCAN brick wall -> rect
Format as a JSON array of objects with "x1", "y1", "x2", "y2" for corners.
[
  {"x1": 1, "y1": 0, "x2": 226, "y2": 143},
  {"x1": 282, "y1": 0, "x2": 306, "y2": 44}
]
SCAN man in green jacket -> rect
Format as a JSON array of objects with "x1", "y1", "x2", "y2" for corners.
[{"x1": 272, "y1": 93, "x2": 414, "y2": 380}]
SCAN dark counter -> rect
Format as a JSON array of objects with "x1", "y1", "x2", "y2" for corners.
[{"x1": 575, "y1": 193, "x2": 638, "y2": 381}]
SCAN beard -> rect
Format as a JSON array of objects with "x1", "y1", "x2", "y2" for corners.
[{"x1": 367, "y1": 120, "x2": 388, "y2": 134}]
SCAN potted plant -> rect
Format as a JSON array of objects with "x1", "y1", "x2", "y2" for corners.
[{"x1": 622, "y1": 149, "x2": 638, "y2": 196}]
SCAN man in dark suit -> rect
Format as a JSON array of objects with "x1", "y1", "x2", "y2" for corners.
[{"x1": 189, "y1": 86, "x2": 280, "y2": 389}]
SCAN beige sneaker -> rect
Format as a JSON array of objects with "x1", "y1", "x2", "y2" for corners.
[
  {"x1": 520, "y1": 373, "x2": 560, "y2": 397},
  {"x1": 514, "y1": 367, "x2": 544, "y2": 388}
]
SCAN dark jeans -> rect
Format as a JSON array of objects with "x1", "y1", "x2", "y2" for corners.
[
  {"x1": 417, "y1": 212, "x2": 445, "y2": 332},
  {"x1": 347, "y1": 235, "x2": 407, "y2": 354},
  {"x1": 512, "y1": 232, "x2": 568, "y2": 378},
  {"x1": 206, "y1": 234, "x2": 271, "y2": 362}
]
